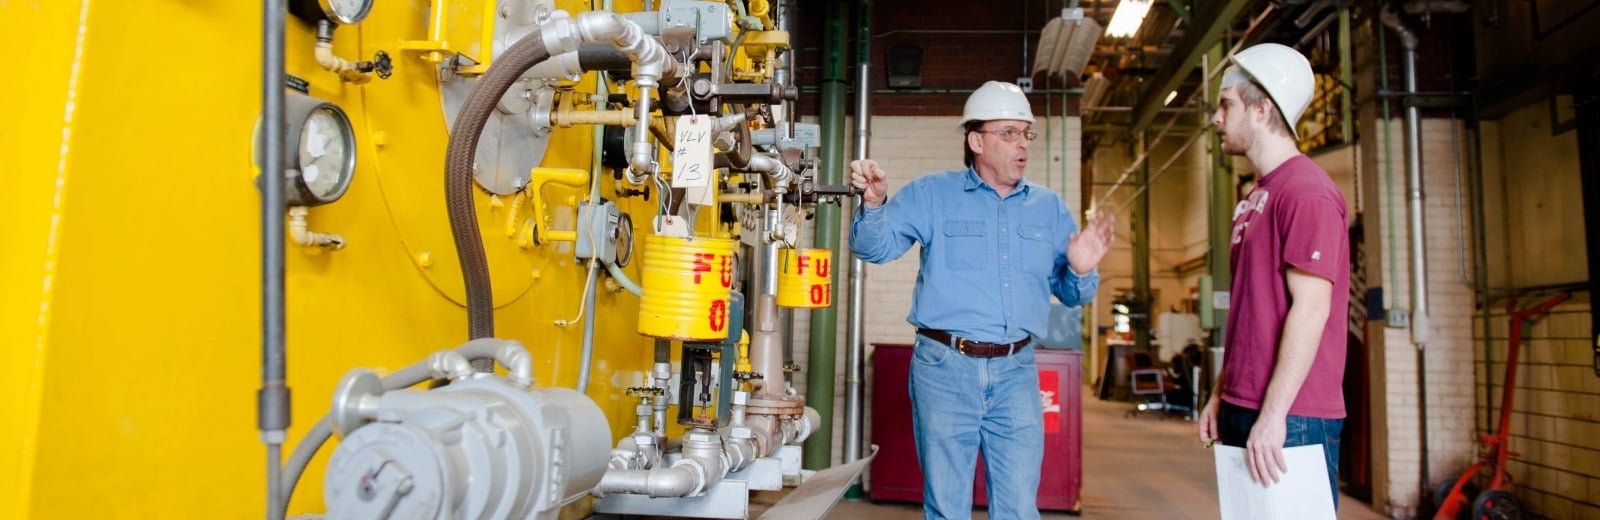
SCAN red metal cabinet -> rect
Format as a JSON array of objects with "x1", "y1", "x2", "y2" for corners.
[{"x1": 868, "y1": 343, "x2": 1082, "y2": 513}]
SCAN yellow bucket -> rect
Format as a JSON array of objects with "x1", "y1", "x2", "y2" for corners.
[
  {"x1": 638, "y1": 234, "x2": 737, "y2": 341},
  {"x1": 777, "y1": 248, "x2": 832, "y2": 308}
]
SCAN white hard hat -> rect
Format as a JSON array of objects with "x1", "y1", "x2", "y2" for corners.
[
  {"x1": 1226, "y1": 43, "x2": 1314, "y2": 139},
  {"x1": 962, "y1": 81, "x2": 1035, "y2": 125}
]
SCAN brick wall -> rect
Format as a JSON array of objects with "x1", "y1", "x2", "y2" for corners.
[{"x1": 1363, "y1": 117, "x2": 1482, "y2": 516}]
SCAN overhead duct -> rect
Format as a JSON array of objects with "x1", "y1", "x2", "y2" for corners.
[{"x1": 1033, "y1": 7, "x2": 1103, "y2": 80}]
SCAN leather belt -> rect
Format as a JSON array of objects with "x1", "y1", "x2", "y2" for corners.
[{"x1": 916, "y1": 328, "x2": 1031, "y2": 358}]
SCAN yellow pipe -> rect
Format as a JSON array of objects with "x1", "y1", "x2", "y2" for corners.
[
  {"x1": 736, "y1": 330, "x2": 752, "y2": 375},
  {"x1": 553, "y1": 110, "x2": 637, "y2": 127},
  {"x1": 528, "y1": 167, "x2": 589, "y2": 244},
  {"x1": 314, "y1": 42, "x2": 373, "y2": 84},
  {"x1": 719, "y1": 192, "x2": 765, "y2": 204},
  {"x1": 426, "y1": 0, "x2": 449, "y2": 63}
]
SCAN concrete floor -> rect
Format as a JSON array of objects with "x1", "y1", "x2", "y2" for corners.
[{"x1": 751, "y1": 397, "x2": 1389, "y2": 519}]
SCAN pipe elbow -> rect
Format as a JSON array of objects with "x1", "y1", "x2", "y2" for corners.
[
  {"x1": 494, "y1": 342, "x2": 535, "y2": 387},
  {"x1": 595, "y1": 462, "x2": 705, "y2": 498},
  {"x1": 453, "y1": 338, "x2": 536, "y2": 386},
  {"x1": 1379, "y1": 6, "x2": 1419, "y2": 50},
  {"x1": 539, "y1": 14, "x2": 584, "y2": 56},
  {"x1": 746, "y1": 153, "x2": 793, "y2": 187},
  {"x1": 426, "y1": 351, "x2": 476, "y2": 382},
  {"x1": 314, "y1": 42, "x2": 372, "y2": 84},
  {"x1": 288, "y1": 206, "x2": 346, "y2": 249}
]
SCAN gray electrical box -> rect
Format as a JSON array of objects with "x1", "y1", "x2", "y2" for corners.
[
  {"x1": 577, "y1": 201, "x2": 620, "y2": 263},
  {"x1": 662, "y1": 0, "x2": 731, "y2": 43}
]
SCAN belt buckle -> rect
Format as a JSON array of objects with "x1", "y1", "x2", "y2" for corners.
[{"x1": 955, "y1": 336, "x2": 970, "y2": 355}]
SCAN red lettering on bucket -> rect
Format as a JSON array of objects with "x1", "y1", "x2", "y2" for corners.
[
  {"x1": 809, "y1": 284, "x2": 830, "y2": 305},
  {"x1": 709, "y1": 299, "x2": 727, "y2": 332},
  {"x1": 719, "y1": 255, "x2": 732, "y2": 288},
  {"x1": 693, "y1": 253, "x2": 714, "y2": 284},
  {"x1": 815, "y1": 257, "x2": 830, "y2": 277},
  {"x1": 797, "y1": 255, "x2": 809, "y2": 275}
]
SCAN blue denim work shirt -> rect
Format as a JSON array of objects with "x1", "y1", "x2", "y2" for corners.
[{"x1": 850, "y1": 167, "x2": 1099, "y2": 344}]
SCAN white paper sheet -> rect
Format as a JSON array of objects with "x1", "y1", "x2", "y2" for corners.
[{"x1": 1213, "y1": 444, "x2": 1336, "y2": 520}]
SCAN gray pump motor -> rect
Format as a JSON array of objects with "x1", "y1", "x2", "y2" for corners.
[{"x1": 323, "y1": 370, "x2": 611, "y2": 519}]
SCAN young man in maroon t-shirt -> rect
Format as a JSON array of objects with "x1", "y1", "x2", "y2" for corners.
[{"x1": 1196, "y1": 43, "x2": 1351, "y2": 509}]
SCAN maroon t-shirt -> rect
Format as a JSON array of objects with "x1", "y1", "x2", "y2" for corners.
[{"x1": 1222, "y1": 155, "x2": 1350, "y2": 419}]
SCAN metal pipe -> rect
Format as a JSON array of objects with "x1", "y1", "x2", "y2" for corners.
[
  {"x1": 1469, "y1": 118, "x2": 1493, "y2": 435},
  {"x1": 745, "y1": 152, "x2": 795, "y2": 188},
  {"x1": 454, "y1": 338, "x2": 536, "y2": 386},
  {"x1": 843, "y1": 0, "x2": 871, "y2": 474},
  {"x1": 805, "y1": 0, "x2": 849, "y2": 470},
  {"x1": 259, "y1": 0, "x2": 290, "y2": 518},
  {"x1": 1383, "y1": 6, "x2": 1432, "y2": 504}
]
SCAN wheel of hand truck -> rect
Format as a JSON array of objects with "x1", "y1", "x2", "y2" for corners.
[
  {"x1": 1472, "y1": 489, "x2": 1523, "y2": 520},
  {"x1": 1433, "y1": 479, "x2": 1480, "y2": 520}
]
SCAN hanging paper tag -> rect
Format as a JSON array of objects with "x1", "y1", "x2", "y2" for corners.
[{"x1": 671, "y1": 115, "x2": 716, "y2": 206}]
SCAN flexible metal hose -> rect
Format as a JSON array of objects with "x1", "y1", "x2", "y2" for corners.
[{"x1": 445, "y1": 31, "x2": 555, "y2": 346}]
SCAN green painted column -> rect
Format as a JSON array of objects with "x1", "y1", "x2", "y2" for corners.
[
  {"x1": 1204, "y1": 44, "x2": 1233, "y2": 387},
  {"x1": 804, "y1": 0, "x2": 849, "y2": 470}
]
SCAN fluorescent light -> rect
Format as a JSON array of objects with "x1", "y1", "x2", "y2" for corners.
[
  {"x1": 1105, "y1": 0, "x2": 1153, "y2": 38},
  {"x1": 1164, "y1": 90, "x2": 1178, "y2": 105}
]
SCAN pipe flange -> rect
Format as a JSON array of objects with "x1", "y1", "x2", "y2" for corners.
[
  {"x1": 330, "y1": 368, "x2": 385, "y2": 438},
  {"x1": 744, "y1": 395, "x2": 805, "y2": 417}
]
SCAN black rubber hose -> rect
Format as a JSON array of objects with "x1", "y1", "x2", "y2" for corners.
[{"x1": 445, "y1": 31, "x2": 554, "y2": 344}]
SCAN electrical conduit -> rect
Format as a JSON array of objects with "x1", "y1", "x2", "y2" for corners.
[{"x1": 1381, "y1": 5, "x2": 1433, "y2": 504}]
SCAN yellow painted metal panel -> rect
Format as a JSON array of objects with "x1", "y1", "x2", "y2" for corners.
[
  {"x1": 9, "y1": 0, "x2": 686, "y2": 517},
  {"x1": 0, "y1": 1, "x2": 92, "y2": 517}
]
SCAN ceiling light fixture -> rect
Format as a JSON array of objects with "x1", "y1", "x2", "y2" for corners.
[{"x1": 1105, "y1": 0, "x2": 1154, "y2": 39}]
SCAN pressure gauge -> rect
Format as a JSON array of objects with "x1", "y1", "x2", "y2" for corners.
[
  {"x1": 615, "y1": 212, "x2": 635, "y2": 267},
  {"x1": 255, "y1": 92, "x2": 357, "y2": 206},
  {"x1": 290, "y1": 0, "x2": 374, "y2": 25}
]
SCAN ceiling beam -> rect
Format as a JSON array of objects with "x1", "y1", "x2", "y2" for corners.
[{"x1": 1130, "y1": 0, "x2": 1251, "y2": 133}]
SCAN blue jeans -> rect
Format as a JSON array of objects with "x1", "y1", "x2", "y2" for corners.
[
  {"x1": 910, "y1": 334, "x2": 1043, "y2": 520},
  {"x1": 1218, "y1": 401, "x2": 1344, "y2": 509}
]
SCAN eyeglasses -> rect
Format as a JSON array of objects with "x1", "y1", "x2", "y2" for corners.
[{"x1": 974, "y1": 128, "x2": 1039, "y2": 142}]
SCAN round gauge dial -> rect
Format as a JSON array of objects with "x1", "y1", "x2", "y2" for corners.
[
  {"x1": 298, "y1": 107, "x2": 352, "y2": 199},
  {"x1": 614, "y1": 212, "x2": 635, "y2": 267},
  {"x1": 322, "y1": 0, "x2": 374, "y2": 24}
]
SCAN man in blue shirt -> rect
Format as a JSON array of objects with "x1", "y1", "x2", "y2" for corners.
[{"x1": 850, "y1": 81, "x2": 1115, "y2": 519}]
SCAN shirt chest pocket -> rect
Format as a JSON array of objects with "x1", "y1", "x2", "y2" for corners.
[
  {"x1": 941, "y1": 220, "x2": 989, "y2": 271},
  {"x1": 1017, "y1": 224, "x2": 1059, "y2": 276}
]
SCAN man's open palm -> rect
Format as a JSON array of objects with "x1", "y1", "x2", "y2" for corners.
[{"x1": 1067, "y1": 212, "x2": 1115, "y2": 274}]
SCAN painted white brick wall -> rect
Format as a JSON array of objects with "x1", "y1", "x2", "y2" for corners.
[
  {"x1": 1368, "y1": 117, "x2": 1481, "y2": 514},
  {"x1": 787, "y1": 115, "x2": 1082, "y2": 468}
]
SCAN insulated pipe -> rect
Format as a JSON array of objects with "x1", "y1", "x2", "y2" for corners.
[
  {"x1": 843, "y1": 0, "x2": 871, "y2": 473},
  {"x1": 259, "y1": 1, "x2": 290, "y2": 518},
  {"x1": 1382, "y1": 6, "x2": 1433, "y2": 502}
]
